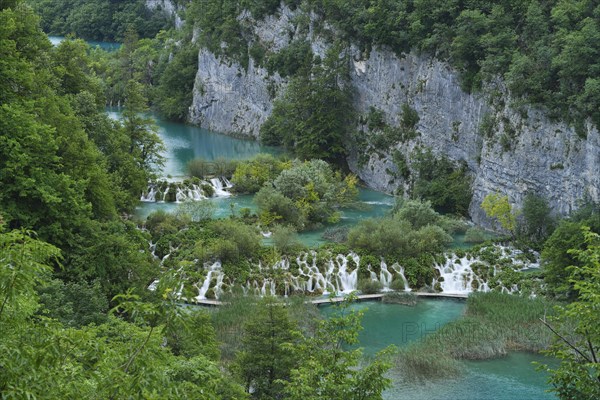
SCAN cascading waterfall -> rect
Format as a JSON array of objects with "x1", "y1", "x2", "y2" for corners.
[
  {"x1": 175, "y1": 245, "x2": 539, "y2": 302},
  {"x1": 142, "y1": 177, "x2": 232, "y2": 203},
  {"x1": 390, "y1": 263, "x2": 411, "y2": 292},
  {"x1": 196, "y1": 261, "x2": 224, "y2": 300},
  {"x1": 432, "y1": 255, "x2": 483, "y2": 294},
  {"x1": 141, "y1": 186, "x2": 157, "y2": 202},
  {"x1": 210, "y1": 177, "x2": 232, "y2": 197},
  {"x1": 379, "y1": 261, "x2": 393, "y2": 291}
]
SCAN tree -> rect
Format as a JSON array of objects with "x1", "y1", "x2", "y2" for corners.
[
  {"x1": 260, "y1": 44, "x2": 353, "y2": 165},
  {"x1": 122, "y1": 79, "x2": 164, "y2": 173},
  {"x1": 540, "y1": 228, "x2": 600, "y2": 399},
  {"x1": 283, "y1": 296, "x2": 394, "y2": 400},
  {"x1": 235, "y1": 297, "x2": 300, "y2": 398},
  {"x1": 542, "y1": 220, "x2": 592, "y2": 300},
  {"x1": 255, "y1": 160, "x2": 358, "y2": 230},
  {"x1": 176, "y1": 199, "x2": 216, "y2": 222},
  {"x1": 481, "y1": 192, "x2": 520, "y2": 237},
  {"x1": 518, "y1": 193, "x2": 555, "y2": 249}
]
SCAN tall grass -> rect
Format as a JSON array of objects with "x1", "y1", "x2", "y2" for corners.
[{"x1": 396, "y1": 292, "x2": 556, "y2": 380}]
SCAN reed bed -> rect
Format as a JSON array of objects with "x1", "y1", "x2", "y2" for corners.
[{"x1": 396, "y1": 292, "x2": 557, "y2": 380}]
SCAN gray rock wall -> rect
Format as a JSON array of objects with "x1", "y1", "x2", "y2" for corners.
[
  {"x1": 188, "y1": 6, "x2": 600, "y2": 225},
  {"x1": 145, "y1": 0, "x2": 183, "y2": 28}
]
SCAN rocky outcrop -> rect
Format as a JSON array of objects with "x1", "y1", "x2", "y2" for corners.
[
  {"x1": 189, "y1": 49, "x2": 285, "y2": 136},
  {"x1": 188, "y1": 5, "x2": 600, "y2": 225},
  {"x1": 145, "y1": 0, "x2": 183, "y2": 28}
]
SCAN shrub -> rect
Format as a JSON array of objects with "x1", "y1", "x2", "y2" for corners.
[
  {"x1": 389, "y1": 278, "x2": 406, "y2": 292},
  {"x1": 358, "y1": 278, "x2": 383, "y2": 294},
  {"x1": 464, "y1": 227, "x2": 487, "y2": 243},
  {"x1": 188, "y1": 158, "x2": 213, "y2": 178},
  {"x1": 272, "y1": 225, "x2": 305, "y2": 254},
  {"x1": 382, "y1": 292, "x2": 417, "y2": 306}
]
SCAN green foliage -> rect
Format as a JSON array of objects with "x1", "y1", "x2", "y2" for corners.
[
  {"x1": 272, "y1": 225, "x2": 305, "y2": 255},
  {"x1": 235, "y1": 296, "x2": 300, "y2": 398},
  {"x1": 0, "y1": 229, "x2": 60, "y2": 322},
  {"x1": 155, "y1": 42, "x2": 199, "y2": 121},
  {"x1": 0, "y1": 226, "x2": 245, "y2": 399},
  {"x1": 398, "y1": 292, "x2": 555, "y2": 379},
  {"x1": 541, "y1": 213, "x2": 600, "y2": 300},
  {"x1": 260, "y1": 44, "x2": 354, "y2": 164},
  {"x1": 517, "y1": 193, "x2": 556, "y2": 249},
  {"x1": 358, "y1": 278, "x2": 383, "y2": 294},
  {"x1": 411, "y1": 149, "x2": 473, "y2": 216},
  {"x1": 392, "y1": 198, "x2": 441, "y2": 229},
  {"x1": 265, "y1": 39, "x2": 313, "y2": 77},
  {"x1": 349, "y1": 199, "x2": 454, "y2": 261},
  {"x1": 382, "y1": 292, "x2": 417, "y2": 305},
  {"x1": 38, "y1": 278, "x2": 108, "y2": 327},
  {"x1": 283, "y1": 297, "x2": 394, "y2": 399},
  {"x1": 255, "y1": 159, "x2": 359, "y2": 231},
  {"x1": 540, "y1": 228, "x2": 600, "y2": 399},
  {"x1": 29, "y1": 0, "x2": 171, "y2": 42},
  {"x1": 62, "y1": 220, "x2": 158, "y2": 303},
  {"x1": 481, "y1": 192, "x2": 519, "y2": 236},
  {"x1": 231, "y1": 154, "x2": 290, "y2": 193},
  {"x1": 176, "y1": 199, "x2": 216, "y2": 222}
]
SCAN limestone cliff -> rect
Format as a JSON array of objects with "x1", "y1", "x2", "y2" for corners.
[{"x1": 188, "y1": 5, "x2": 600, "y2": 224}]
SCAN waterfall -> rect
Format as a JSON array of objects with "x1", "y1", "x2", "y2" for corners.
[
  {"x1": 196, "y1": 262, "x2": 223, "y2": 300},
  {"x1": 222, "y1": 177, "x2": 233, "y2": 188},
  {"x1": 336, "y1": 254, "x2": 358, "y2": 293},
  {"x1": 432, "y1": 255, "x2": 488, "y2": 294},
  {"x1": 379, "y1": 261, "x2": 393, "y2": 291},
  {"x1": 141, "y1": 186, "x2": 157, "y2": 202},
  {"x1": 210, "y1": 177, "x2": 232, "y2": 197}
]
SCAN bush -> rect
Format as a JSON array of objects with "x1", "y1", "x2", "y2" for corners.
[
  {"x1": 389, "y1": 278, "x2": 406, "y2": 292},
  {"x1": 411, "y1": 149, "x2": 473, "y2": 216},
  {"x1": 255, "y1": 160, "x2": 358, "y2": 230},
  {"x1": 464, "y1": 227, "x2": 487, "y2": 243},
  {"x1": 231, "y1": 154, "x2": 288, "y2": 193},
  {"x1": 272, "y1": 225, "x2": 305, "y2": 254},
  {"x1": 188, "y1": 158, "x2": 213, "y2": 179},
  {"x1": 358, "y1": 279, "x2": 383, "y2": 294},
  {"x1": 322, "y1": 226, "x2": 349, "y2": 243},
  {"x1": 382, "y1": 292, "x2": 417, "y2": 306}
]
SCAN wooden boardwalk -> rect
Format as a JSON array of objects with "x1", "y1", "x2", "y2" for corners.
[{"x1": 190, "y1": 292, "x2": 468, "y2": 307}]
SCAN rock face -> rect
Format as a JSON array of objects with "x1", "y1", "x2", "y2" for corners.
[
  {"x1": 188, "y1": 6, "x2": 600, "y2": 225},
  {"x1": 145, "y1": 0, "x2": 183, "y2": 28},
  {"x1": 189, "y1": 49, "x2": 284, "y2": 137}
]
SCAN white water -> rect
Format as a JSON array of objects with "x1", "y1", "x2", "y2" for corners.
[
  {"x1": 176, "y1": 246, "x2": 538, "y2": 301},
  {"x1": 432, "y1": 246, "x2": 540, "y2": 294},
  {"x1": 141, "y1": 177, "x2": 232, "y2": 202},
  {"x1": 210, "y1": 177, "x2": 232, "y2": 197},
  {"x1": 195, "y1": 262, "x2": 224, "y2": 300}
]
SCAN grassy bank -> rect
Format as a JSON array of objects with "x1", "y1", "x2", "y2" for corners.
[{"x1": 396, "y1": 292, "x2": 557, "y2": 380}]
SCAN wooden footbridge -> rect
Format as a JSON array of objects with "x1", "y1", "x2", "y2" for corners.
[{"x1": 191, "y1": 292, "x2": 468, "y2": 307}]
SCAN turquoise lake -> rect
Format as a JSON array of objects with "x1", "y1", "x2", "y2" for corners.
[
  {"x1": 106, "y1": 108, "x2": 397, "y2": 247},
  {"x1": 49, "y1": 35, "x2": 120, "y2": 51},
  {"x1": 108, "y1": 107, "x2": 553, "y2": 399},
  {"x1": 321, "y1": 300, "x2": 556, "y2": 400}
]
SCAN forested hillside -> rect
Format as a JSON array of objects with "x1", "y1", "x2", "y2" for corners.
[
  {"x1": 28, "y1": 0, "x2": 171, "y2": 41},
  {"x1": 2, "y1": 1, "x2": 599, "y2": 398}
]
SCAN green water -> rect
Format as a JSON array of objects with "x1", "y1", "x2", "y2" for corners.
[
  {"x1": 49, "y1": 35, "x2": 120, "y2": 51},
  {"x1": 321, "y1": 300, "x2": 556, "y2": 400},
  {"x1": 114, "y1": 108, "x2": 395, "y2": 245},
  {"x1": 320, "y1": 299, "x2": 466, "y2": 355}
]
